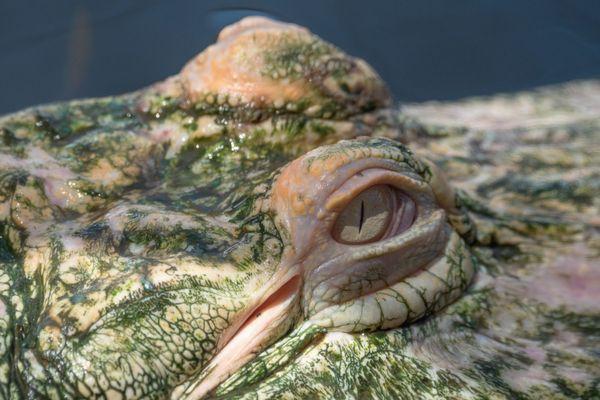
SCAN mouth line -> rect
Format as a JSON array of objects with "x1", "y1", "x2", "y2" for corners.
[{"x1": 175, "y1": 271, "x2": 301, "y2": 399}]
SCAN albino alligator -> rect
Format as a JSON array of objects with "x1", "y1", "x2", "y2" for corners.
[{"x1": 0, "y1": 17, "x2": 598, "y2": 399}]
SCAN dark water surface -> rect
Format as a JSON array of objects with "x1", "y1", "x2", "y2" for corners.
[{"x1": 1, "y1": 1, "x2": 599, "y2": 114}]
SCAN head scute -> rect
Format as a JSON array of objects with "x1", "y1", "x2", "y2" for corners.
[{"x1": 177, "y1": 17, "x2": 391, "y2": 119}]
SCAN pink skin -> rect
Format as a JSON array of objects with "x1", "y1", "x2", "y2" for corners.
[
  {"x1": 271, "y1": 150, "x2": 448, "y2": 321},
  {"x1": 177, "y1": 273, "x2": 301, "y2": 399},
  {"x1": 0, "y1": 147, "x2": 78, "y2": 210},
  {"x1": 180, "y1": 151, "x2": 443, "y2": 397},
  {"x1": 527, "y1": 243, "x2": 600, "y2": 312},
  {"x1": 305, "y1": 170, "x2": 438, "y2": 311},
  {"x1": 272, "y1": 157, "x2": 426, "y2": 257}
]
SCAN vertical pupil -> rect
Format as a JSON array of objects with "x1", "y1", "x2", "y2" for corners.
[
  {"x1": 359, "y1": 200, "x2": 365, "y2": 233},
  {"x1": 331, "y1": 185, "x2": 394, "y2": 244}
]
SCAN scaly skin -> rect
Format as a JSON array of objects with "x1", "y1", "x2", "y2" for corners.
[
  {"x1": 0, "y1": 16, "x2": 598, "y2": 400},
  {"x1": 214, "y1": 81, "x2": 600, "y2": 400}
]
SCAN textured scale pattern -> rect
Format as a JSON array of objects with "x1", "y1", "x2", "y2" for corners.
[
  {"x1": 0, "y1": 16, "x2": 597, "y2": 400},
  {"x1": 213, "y1": 81, "x2": 600, "y2": 400}
]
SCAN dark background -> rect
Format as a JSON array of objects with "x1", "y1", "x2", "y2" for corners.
[{"x1": 1, "y1": 0, "x2": 599, "y2": 114}]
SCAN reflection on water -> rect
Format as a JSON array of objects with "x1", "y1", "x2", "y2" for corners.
[{"x1": 65, "y1": 7, "x2": 92, "y2": 96}]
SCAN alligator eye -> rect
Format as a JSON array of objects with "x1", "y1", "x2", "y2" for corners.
[{"x1": 332, "y1": 185, "x2": 394, "y2": 244}]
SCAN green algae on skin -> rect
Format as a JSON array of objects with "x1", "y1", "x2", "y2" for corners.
[{"x1": 0, "y1": 15, "x2": 598, "y2": 400}]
